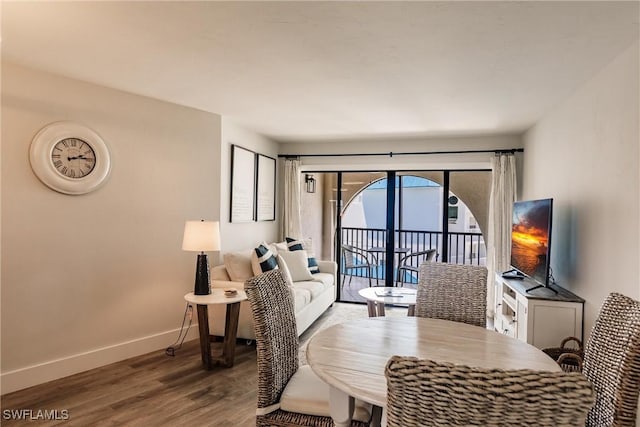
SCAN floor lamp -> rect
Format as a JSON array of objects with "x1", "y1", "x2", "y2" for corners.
[{"x1": 182, "y1": 220, "x2": 221, "y2": 295}]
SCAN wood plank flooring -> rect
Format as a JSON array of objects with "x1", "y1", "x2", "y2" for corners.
[
  {"x1": 1, "y1": 302, "x2": 381, "y2": 426},
  {"x1": 1, "y1": 340, "x2": 258, "y2": 426}
]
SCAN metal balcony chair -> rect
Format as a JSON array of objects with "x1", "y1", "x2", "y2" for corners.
[
  {"x1": 385, "y1": 356, "x2": 594, "y2": 426},
  {"x1": 543, "y1": 292, "x2": 640, "y2": 427},
  {"x1": 244, "y1": 270, "x2": 372, "y2": 427},
  {"x1": 395, "y1": 248, "x2": 437, "y2": 286},
  {"x1": 341, "y1": 244, "x2": 376, "y2": 287},
  {"x1": 416, "y1": 262, "x2": 488, "y2": 327}
]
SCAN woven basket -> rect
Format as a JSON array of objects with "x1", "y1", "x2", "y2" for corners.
[{"x1": 542, "y1": 336, "x2": 584, "y2": 372}]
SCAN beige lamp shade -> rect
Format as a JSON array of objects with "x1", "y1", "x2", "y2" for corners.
[{"x1": 182, "y1": 220, "x2": 221, "y2": 252}]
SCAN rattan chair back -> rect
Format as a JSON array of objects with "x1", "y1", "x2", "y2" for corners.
[
  {"x1": 342, "y1": 244, "x2": 371, "y2": 268},
  {"x1": 245, "y1": 270, "x2": 299, "y2": 409},
  {"x1": 417, "y1": 262, "x2": 488, "y2": 327},
  {"x1": 385, "y1": 356, "x2": 594, "y2": 427},
  {"x1": 245, "y1": 270, "x2": 370, "y2": 427},
  {"x1": 396, "y1": 249, "x2": 437, "y2": 286},
  {"x1": 583, "y1": 292, "x2": 640, "y2": 427},
  {"x1": 341, "y1": 244, "x2": 374, "y2": 286},
  {"x1": 342, "y1": 244, "x2": 357, "y2": 269}
]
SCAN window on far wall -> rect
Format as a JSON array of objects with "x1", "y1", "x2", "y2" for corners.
[{"x1": 448, "y1": 205, "x2": 459, "y2": 224}]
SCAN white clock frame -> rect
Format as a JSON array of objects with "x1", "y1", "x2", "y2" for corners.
[{"x1": 30, "y1": 122, "x2": 111, "y2": 195}]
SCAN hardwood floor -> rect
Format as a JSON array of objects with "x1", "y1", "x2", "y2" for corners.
[
  {"x1": 1, "y1": 302, "x2": 387, "y2": 426},
  {"x1": 1, "y1": 340, "x2": 259, "y2": 426}
]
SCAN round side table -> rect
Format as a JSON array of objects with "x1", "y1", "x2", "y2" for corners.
[
  {"x1": 357, "y1": 287, "x2": 417, "y2": 317},
  {"x1": 184, "y1": 289, "x2": 247, "y2": 369}
]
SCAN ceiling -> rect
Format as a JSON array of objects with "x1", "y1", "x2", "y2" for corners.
[{"x1": 2, "y1": 1, "x2": 638, "y2": 142}]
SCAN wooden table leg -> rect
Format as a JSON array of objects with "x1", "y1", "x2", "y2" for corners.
[
  {"x1": 329, "y1": 385, "x2": 355, "y2": 427},
  {"x1": 195, "y1": 301, "x2": 242, "y2": 370},
  {"x1": 196, "y1": 304, "x2": 213, "y2": 370},
  {"x1": 408, "y1": 304, "x2": 415, "y2": 317},
  {"x1": 366, "y1": 300, "x2": 377, "y2": 317},
  {"x1": 371, "y1": 405, "x2": 383, "y2": 427},
  {"x1": 217, "y1": 301, "x2": 241, "y2": 367},
  {"x1": 376, "y1": 302, "x2": 386, "y2": 316}
]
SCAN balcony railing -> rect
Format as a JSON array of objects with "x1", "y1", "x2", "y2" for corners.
[{"x1": 341, "y1": 227, "x2": 486, "y2": 283}]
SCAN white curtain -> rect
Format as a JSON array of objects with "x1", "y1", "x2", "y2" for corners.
[
  {"x1": 282, "y1": 158, "x2": 303, "y2": 239},
  {"x1": 487, "y1": 153, "x2": 517, "y2": 318}
]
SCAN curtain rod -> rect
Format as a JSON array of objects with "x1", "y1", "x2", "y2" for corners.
[{"x1": 278, "y1": 148, "x2": 523, "y2": 159}]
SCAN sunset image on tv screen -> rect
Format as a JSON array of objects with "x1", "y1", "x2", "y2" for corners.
[{"x1": 511, "y1": 199, "x2": 551, "y2": 283}]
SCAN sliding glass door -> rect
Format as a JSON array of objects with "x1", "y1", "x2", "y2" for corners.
[{"x1": 299, "y1": 169, "x2": 490, "y2": 303}]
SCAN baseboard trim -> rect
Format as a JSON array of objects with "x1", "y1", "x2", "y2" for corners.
[{"x1": 1, "y1": 325, "x2": 200, "y2": 395}]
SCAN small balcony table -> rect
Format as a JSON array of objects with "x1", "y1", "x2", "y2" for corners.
[{"x1": 364, "y1": 247, "x2": 410, "y2": 286}]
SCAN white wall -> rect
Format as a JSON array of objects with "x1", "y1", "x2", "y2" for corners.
[
  {"x1": 1, "y1": 63, "x2": 223, "y2": 393},
  {"x1": 400, "y1": 187, "x2": 442, "y2": 231},
  {"x1": 219, "y1": 118, "x2": 279, "y2": 255},
  {"x1": 522, "y1": 41, "x2": 640, "y2": 339}
]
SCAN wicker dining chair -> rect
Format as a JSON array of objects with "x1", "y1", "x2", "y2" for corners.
[
  {"x1": 416, "y1": 262, "x2": 488, "y2": 327},
  {"x1": 244, "y1": 270, "x2": 371, "y2": 427},
  {"x1": 543, "y1": 292, "x2": 640, "y2": 427},
  {"x1": 385, "y1": 356, "x2": 595, "y2": 427}
]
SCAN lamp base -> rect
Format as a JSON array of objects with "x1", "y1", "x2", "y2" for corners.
[{"x1": 194, "y1": 253, "x2": 211, "y2": 295}]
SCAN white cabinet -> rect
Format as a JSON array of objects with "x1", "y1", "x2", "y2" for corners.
[{"x1": 494, "y1": 274, "x2": 584, "y2": 349}]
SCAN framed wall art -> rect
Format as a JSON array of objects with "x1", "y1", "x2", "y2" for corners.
[
  {"x1": 230, "y1": 145, "x2": 256, "y2": 223},
  {"x1": 256, "y1": 154, "x2": 276, "y2": 221}
]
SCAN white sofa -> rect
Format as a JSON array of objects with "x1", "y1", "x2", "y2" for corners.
[{"x1": 207, "y1": 258, "x2": 337, "y2": 340}]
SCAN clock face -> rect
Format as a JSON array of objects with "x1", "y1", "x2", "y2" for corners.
[{"x1": 51, "y1": 138, "x2": 96, "y2": 179}]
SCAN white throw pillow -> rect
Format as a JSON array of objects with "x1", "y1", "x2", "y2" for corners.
[
  {"x1": 273, "y1": 241, "x2": 288, "y2": 254},
  {"x1": 286, "y1": 237, "x2": 320, "y2": 274},
  {"x1": 276, "y1": 255, "x2": 295, "y2": 287},
  {"x1": 223, "y1": 250, "x2": 254, "y2": 281},
  {"x1": 278, "y1": 250, "x2": 314, "y2": 282}
]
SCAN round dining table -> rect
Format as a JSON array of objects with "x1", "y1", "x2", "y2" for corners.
[{"x1": 306, "y1": 316, "x2": 561, "y2": 427}]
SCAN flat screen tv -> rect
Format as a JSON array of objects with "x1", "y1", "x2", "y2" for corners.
[{"x1": 507, "y1": 198, "x2": 554, "y2": 293}]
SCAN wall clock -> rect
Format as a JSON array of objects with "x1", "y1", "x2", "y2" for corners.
[{"x1": 29, "y1": 122, "x2": 111, "y2": 195}]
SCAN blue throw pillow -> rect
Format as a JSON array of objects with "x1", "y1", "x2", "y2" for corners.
[
  {"x1": 286, "y1": 237, "x2": 320, "y2": 274},
  {"x1": 254, "y1": 244, "x2": 279, "y2": 274}
]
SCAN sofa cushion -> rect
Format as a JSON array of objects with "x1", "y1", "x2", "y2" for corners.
[
  {"x1": 286, "y1": 237, "x2": 320, "y2": 274},
  {"x1": 250, "y1": 244, "x2": 279, "y2": 276},
  {"x1": 210, "y1": 264, "x2": 231, "y2": 281},
  {"x1": 292, "y1": 287, "x2": 311, "y2": 312},
  {"x1": 223, "y1": 250, "x2": 254, "y2": 282},
  {"x1": 278, "y1": 250, "x2": 314, "y2": 282},
  {"x1": 311, "y1": 272, "x2": 334, "y2": 287},
  {"x1": 293, "y1": 280, "x2": 330, "y2": 299}
]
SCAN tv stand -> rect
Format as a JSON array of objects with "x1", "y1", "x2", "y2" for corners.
[{"x1": 494, "y1": 274, "x2": 584, "y2": 349}]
